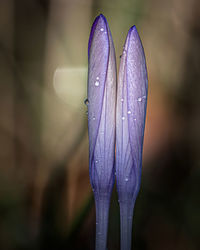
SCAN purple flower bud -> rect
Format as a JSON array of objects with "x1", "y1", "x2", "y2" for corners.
[
  {"x1": 116, "y1": 26, "x2": 148, "y2": 250},
  {"x1": 87, "y1": 14, "x2": 116, "y2": 250}
]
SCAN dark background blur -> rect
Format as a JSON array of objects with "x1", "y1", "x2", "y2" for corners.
[{"x1": 0, "y1": 0, "x2": 200, "y2": 249}]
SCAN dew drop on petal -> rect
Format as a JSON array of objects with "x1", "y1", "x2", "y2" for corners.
[
  {"x1": 137, "y1": 96, "x2": 146, "y2": 102},
  {"x1": 96, "y1": 76, "x2": 99, "y2": 80},
  {"x1": 95, "y1": 81, "x2": 100, "y2": 86},
  {"x1": 100, "y1": 28, "x2": 104, "y2": 31},
  {"x1": 95, "y1": 160, "x2": 98, "y2": 163},
  {"x1": 84, "y1": 98, "x2": 89, "y2": 106},
  {"x1": 122, "y1": 116, "x2": 125, "y2": 120},
  {"x1": 125, "y1": 177, "x2": 129, "y2": 182},
  {"x1": 92, "y1": 116, "x2": 96, "y2": 120},
  {"x1": 121, "y1": 98, "x2": 124, "y2": 102},
  {"x1": 127, "y1": 110, "x2": 131, "y2": 114},
  {"x1": 134, "y1": 118, "x2": 137, "y2": 121}
]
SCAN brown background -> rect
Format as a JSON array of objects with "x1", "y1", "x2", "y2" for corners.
[{"x1": 0, "y1": 0, "x2": 200, "y2": 249}]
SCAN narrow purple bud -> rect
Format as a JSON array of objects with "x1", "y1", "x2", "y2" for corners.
[
  {"x1": 87, "y1": 14, "x2": 117, "y2": 250},
  {"x1": 116, "y1": 26, "x2": 148, "y2": 250}
]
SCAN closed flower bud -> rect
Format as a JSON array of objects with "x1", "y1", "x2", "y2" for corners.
[
  {"x1": 116, "y1": 26, "x2": 148, "y2": 250},
  {"x1": 87, "y1": 14, "x2": 117, "y2": 250}
]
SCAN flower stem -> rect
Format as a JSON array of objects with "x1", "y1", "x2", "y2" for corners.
[
  {"x1": 119, "y1": 202, "x2": 134, "y2": 250},
  {"x1": 95, "y1": 197, "x2": 110, "y2": 250}
]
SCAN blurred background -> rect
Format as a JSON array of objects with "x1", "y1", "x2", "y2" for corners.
[{"x1": 0, "y1": 0, "x2": 200, "y2": 249}]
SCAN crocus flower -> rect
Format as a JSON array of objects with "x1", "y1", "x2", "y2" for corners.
[
  {"x1": 116, "y1": 26, "x2": 148, "y2": 250},
  {"x1": 87, "y1": 14, "x2": 116, "y2": 250}
]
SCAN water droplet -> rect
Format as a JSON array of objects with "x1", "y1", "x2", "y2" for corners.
[
  {"x1": 96, "y1": 222, "x2": 98, "y2": 225},
  {"x1": 125, "y1": 177, "x2": 129, "y2": 182},
  {"x1": 100, "y1": 28, "x2": 104, "y2": 31},
  {"x1": 96, "y1": 76, "x2": 99, "y2": 80},
  {"x1": 92, "y1": 117, "x2": 96, "y2": 120},
  {"x1": 84, "y1": 98, "x2": 89, "y2": 106},
  {"x1": 95, "y1": 81, "x2": 99, "y2": 86},
  {"x1": 134, "y1": 118, "x2": 137, "y2": 121},
  {"x1": 137, "y1": 95, "x2": 146, "y2": 102},
  {"x1": 123, "y1": 50, "x2": 126, "y2": 55},
  {"x1": 127, "y1": 110, "x2": 131, "y2": 114},
  {"x1": 122, "y1": 116, "x2": 125, "y2": 120},
  {"x1": 95, "y1": 160, "x2": 98, "y2": 163},
  {"x1": 121, "y1": 98, "x2": 124, "y2": 102}
]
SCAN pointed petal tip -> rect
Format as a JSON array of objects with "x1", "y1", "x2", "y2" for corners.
[
  {"x1": 130, "y1": 25, "x2": 137, "y2": 31},
  {"x1": 99, "y1": 13, "x2": 105, "y2": 18},
  {"x1": 93, "y1": 14, "x2": 107, "y2": 25},
  {"x1": 92, "y1": 14, "x2": 107, "y2": 27},
  {"x1": 96, "y1": 14, "x2": 108, "y2": 29},
  {"x1": 98, "y1": 14, "x2": 107, "y2": 22},
  {"x1": 128, "y1": 25, "x2": 140, "y2": 38},
  {"x1": 126, "y1": 25, "x2": 144, "y2": 53},
  {"x1": 91, "y1": 14, "x2": 108, "y2": 32},
  {"x1": 88, "y1": 14, "x2": 108, "y2": 58}
]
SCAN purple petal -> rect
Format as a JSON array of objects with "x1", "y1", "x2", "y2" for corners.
[
  {"x1": 87, "y1": 14, "x2": 117, "y2": 198},
  {"x1": 87, "y1": 14, "x2": 117, "y2": 250},
  {"x1": 116, "y1": 25, "x2": 148, "y2": 203},
  {"x1": 88, "y1": 15, "x2": 100, "y2": 58}
]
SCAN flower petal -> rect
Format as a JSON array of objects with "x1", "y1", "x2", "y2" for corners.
[
  {"x1": 87, "y1": 14, "x2": 117, "y2": 197},
  {"x1": 116, "y1": 26, "x2": 148, "y2": 202}
]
